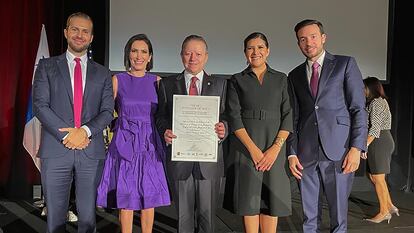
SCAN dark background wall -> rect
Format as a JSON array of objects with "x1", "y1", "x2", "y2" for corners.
[
  {"x1": 0, "y1": 0, "x2": 109, "y2": 197},
  {"x1": 0, "y1": 0, "x2": 412, "y2": 198},
  {"x1": 383, "y1": 0, "x2": 412, "y2": 190}
]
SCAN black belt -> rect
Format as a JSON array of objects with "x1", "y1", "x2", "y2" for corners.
[{"x1": 241, "y1": 109, "x2": 278, "y2": 120}]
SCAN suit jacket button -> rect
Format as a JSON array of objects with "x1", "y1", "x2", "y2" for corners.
[
  {"x1": 314, "y1": 122, "x2": 318, "y2": 125},
  {"x1": 315, "y1": 105, "x2": 319, "y2": 110}
]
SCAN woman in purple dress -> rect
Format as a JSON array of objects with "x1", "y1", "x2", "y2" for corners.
[{"x1": 97, "y1": 34, "x2": 170, "y2": 233}]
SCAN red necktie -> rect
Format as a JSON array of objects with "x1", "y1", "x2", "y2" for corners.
[
  {"x1": 310, "y1": 62, "x2": 320, "y2": 97},
  {"x1": 74, "y1": 58, "x2": 83, "y2": 128},
  {"x1": 189, "y1": 76, "x2": 198, "y2": 96}
]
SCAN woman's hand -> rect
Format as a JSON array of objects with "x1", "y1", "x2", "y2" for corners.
[
  {"x1": 361, "y1": 152, "x2": 367, "y2": 160},
  {"x1": 248, "y1": 146, "x2": 264, "y2": 170},
  {"x1": 257, "y1": 145, "x2": 280, "y2": 171}
]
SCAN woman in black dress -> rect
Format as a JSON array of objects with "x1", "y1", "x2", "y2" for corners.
[
  {"x1": 362, "y1": 77, "x2": 397, "y2": 223},
  {"x1": 224, "y1": 32, "x2": 293, "y2": 233}
]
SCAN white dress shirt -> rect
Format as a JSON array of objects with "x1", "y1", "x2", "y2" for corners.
[
  {"x1": 66, "y1": 51, "x2": 88, "y2": 94},
  {"x1": 184, "y1": 70, "x2": 204, "y2": 95},
  {"x1": 65, "y1": 50, "x2": 91, "y2": 137},
  {"x1": 306, "y1": 50, "x2": 325, "y2": 85}
]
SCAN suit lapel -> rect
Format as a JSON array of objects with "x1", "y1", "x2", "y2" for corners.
[
  {"x1": 57, "y1": 54, "x2": 74, "y2": 106},
  {"x1": 83, "y1": 59, "x2": 96, "y2": 108},
  {"x1": 201, "y1": 73, "x2": 213, "y2": 96},
  {"x1": 297, "y1": 62, "x2": 313, "y2": 99},
  {"x1": 174, "y1": 72, "x2": 186, "y2": 95},
  {"x1": 175, "y1": 71, "x2": 212, "y2": 96},
  {"x1": 316, "y1": 53, "x2": 336, "y2": 101}
]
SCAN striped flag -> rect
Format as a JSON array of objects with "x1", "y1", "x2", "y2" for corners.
[{"x1": 23, "y1": 24, "x2": 49, "y2": 171}]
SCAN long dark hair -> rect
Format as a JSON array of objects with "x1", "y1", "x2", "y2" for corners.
[
  {"x1": 124, "y1": 34, "x2": 154, "y2": 71},
  {"x1": 363, "y1": 76, "x2": 387, "y2": 103}
]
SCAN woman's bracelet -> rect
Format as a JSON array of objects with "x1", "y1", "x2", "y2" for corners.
[{"x1": 273, "y1": 137, "x2": 286, "y2": 147}]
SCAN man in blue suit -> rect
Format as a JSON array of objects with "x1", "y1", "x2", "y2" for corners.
[
  {"x1": 287, "y1": 19, "x2": 367, "y2": 233},
  {"x1": 33, "y1": 12, "x2": 114, "y2": 232}
]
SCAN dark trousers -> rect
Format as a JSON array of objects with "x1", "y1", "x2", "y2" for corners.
[
  {"x1": 41, "y1": 152, "x2": 104, "y2": 233},
  {"x1": 170, "y1": 173, "x2": 220, "y2": 233}
]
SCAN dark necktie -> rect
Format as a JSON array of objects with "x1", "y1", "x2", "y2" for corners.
[
  {"x1": 189, "y1": 76, "x2": 198, "y2": 96},
  {"x1": 310, "y1": 62, "x2": 320, "y2": 97},
  {"x1": 74, "y1": 58, "x2": 83, "y2": 128}
]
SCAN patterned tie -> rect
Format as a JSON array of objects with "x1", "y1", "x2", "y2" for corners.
[
  {"x1": 310, "y1": 62, "x2": 320, "y2": 97},
  {"x1": 189, "y1": 76, "x2": 198, "y2": 96},
  {"x1": 74, "y1": 58, "x2": 83, "y2": 128}
]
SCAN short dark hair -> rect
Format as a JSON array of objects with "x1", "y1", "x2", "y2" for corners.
[
  {"x1": 243, "y1": 32, "x2": 269, "y2": 52},
  {"x1": 364, "y1": 76, "x2": 387, "y2": 102},
  {"x1": 294, "y1": 19, "x2": 324, "y2": 38},
  {"x1": 180, "y1": 35, "x2": 208, "y2": 55},
  {"x1": 66, "y1": 12, "x2": 94, "y2": 34},
  {"x1": 124, "y1": 34, "x2": 154, "y2": 71}
]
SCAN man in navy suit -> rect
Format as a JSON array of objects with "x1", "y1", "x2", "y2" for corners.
[
  {"x1": 156, "y1": 35, "x2": 227, "y2": 233},
  {"x1": 33, "y1": 12, "x2": 114, "y2": 232},
  {"x1": 287, "y1": 19, "x2": 367, "y2": 233}
]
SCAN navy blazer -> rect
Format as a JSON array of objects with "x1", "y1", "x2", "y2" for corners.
[
  {"x1": 287, "y1": 52, "x2": 367, "y2": 164},
  {"x1": 33, "y1": 53, "x2": 114, "y2": 159}
]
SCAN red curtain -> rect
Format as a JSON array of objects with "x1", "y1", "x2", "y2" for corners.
[
  {"x1": 0, "y1": 0, "x2": 45, "y2": 189},
  {"x1": 0, "y1": 0, "x2": 103, "y2": 197}
]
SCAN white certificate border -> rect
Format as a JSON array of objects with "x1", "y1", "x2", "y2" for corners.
[{"x1": 172, "y1": 95, "x2": 220, "y2": 162}]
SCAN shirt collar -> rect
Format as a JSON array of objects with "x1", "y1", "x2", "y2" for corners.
[
  {"x1": 184, "y1": 70, "x2": 204, "y2": 83},
  {"x1": 66, "y1": 50, "x2": 88, "y2": 64},
  {"x1": 241, "y1": 63, "x2": 277, "y2": 76},
  {"x1": 307, "y1": 50, "x2": 325, "y2": 69}
]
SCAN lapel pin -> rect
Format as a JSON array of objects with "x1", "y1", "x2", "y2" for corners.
[{"x1": 207, "y1": 82, "x2": 211, "y2": 86}]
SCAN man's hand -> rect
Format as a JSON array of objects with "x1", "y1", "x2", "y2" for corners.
[
  {"x1": 164, "y1": 129, "x2": 177, "y2": 145},
  {"x1": 288, "y1": 156, "x2": 303, "y2": 179},
  {"x1": 257, "y1": 145, "x2": 280, "y2": 171},
  {"x1": 59, "y1": 127, "x2": 89, "y2": 150},
  {"x1": 77, "y1": 138, "x2": 91, "y2": 150},
  {"x1": 215, "y1": 122, "x2": 225, "y2": 139},
  {"x1": 342, "y1": 147, "x2": 361, "y2": 174}
]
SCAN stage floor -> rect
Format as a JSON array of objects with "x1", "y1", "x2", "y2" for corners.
[{"x1": 1, "y1": 190, "x2": 414, "y2": 233}]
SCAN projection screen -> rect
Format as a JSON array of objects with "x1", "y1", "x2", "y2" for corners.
[{"x1": 109, "y1": 0, "x2": 390, "y2": 80}]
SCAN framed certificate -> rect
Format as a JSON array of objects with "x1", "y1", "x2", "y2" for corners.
[{"x1": 172, "y1": 95, "x2": 220, "y2": 162}]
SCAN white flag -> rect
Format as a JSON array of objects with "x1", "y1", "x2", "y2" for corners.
[{"x1": 23, "y1": 24, "x2": 49, "y2": 171}]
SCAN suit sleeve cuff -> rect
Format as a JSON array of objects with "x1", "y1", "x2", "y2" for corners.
[
  {"x1": 288, "y1": 154, "x2": 297, "y2": 159},
  {"x1": 81, "y1": 125, "x2": 92, "y2": 138}
]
